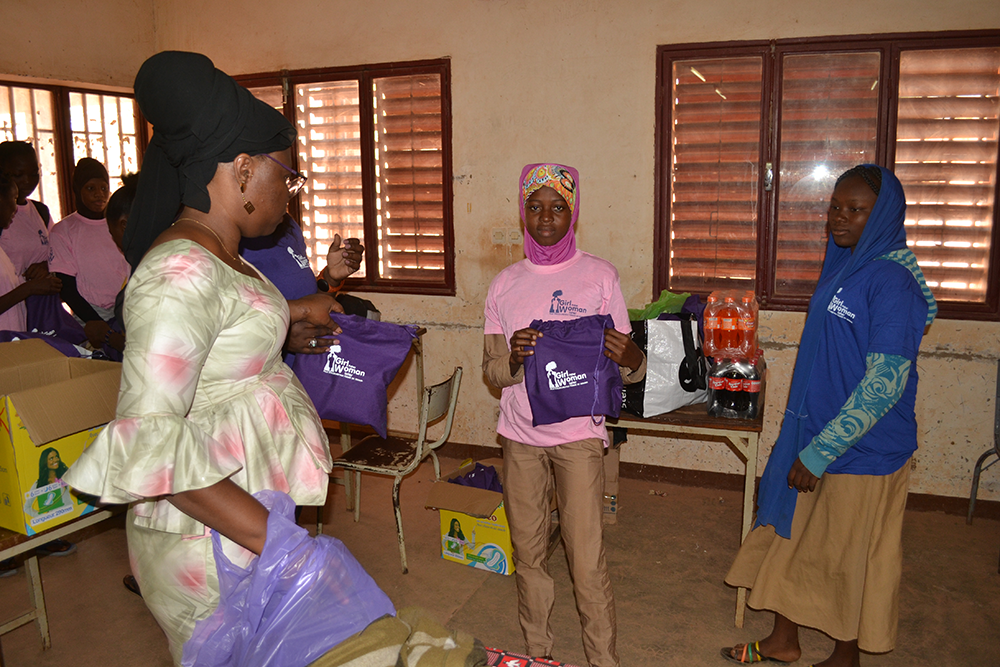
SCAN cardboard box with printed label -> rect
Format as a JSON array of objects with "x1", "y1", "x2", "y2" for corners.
[
  {"x1": 0, "y1": 339, "x2": 120, "y2": 535},
  {"x1": 425, "y1": 459, "x2": 515, "y2": 576}
]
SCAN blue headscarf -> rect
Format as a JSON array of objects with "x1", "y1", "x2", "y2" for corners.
[{"x1": 754, "y1": 165, "x2": 909, "y2": 538}]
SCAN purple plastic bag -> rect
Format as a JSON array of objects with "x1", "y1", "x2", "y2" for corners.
[
  {"x1": 522, "y1": 313, "x2": 623, "y2": 427},
  {"x1": 447, "y1": 463, "x2": 503, "y2": 493},
  {"x1": 181, "y1": 490, "x2": 395, "y2": 667},
  {"x1": 24, "y1": 293, "x2": 88, "y2": 345},
  {"x1": 291, "y1": 313, "x2": 418, "y2": 438}
]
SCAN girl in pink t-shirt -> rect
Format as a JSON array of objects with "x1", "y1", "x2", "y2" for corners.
[
  {"x1": 482, "y1": 164, "x2": 644, "y2": 667},
  {"x1": 0, "y1": 172, "x2": 62, "y2": 332},
  {"x1": 49, "y1": 158, "x2": 130, "y2": 335}
]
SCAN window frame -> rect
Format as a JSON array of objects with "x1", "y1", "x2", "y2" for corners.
[
  {"x1": 0, "y1": 79, "x2": 147, "y2": 220},
  {"x1": 654, "y1": 30, "x2": 1000, "y2": 321},
  {"x1": 237, "y1": 58, "x2": 455, "y2": 296}
]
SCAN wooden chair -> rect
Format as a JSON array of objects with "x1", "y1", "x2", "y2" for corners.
[{"x1": 332, "y1": 366, "x2": 463, "y2": 573}]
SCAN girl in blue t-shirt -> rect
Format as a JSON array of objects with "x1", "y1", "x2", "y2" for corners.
[{"x1": 721, "y1": 166, "x2": 936, "y2": 667}]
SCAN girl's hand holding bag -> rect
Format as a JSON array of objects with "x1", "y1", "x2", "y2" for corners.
[{"x1": 521, "y1": 313, "x2": 623, "y2": 427}]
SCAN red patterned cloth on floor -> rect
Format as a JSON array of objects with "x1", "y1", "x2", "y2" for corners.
[{"x1": 485, "y1": 647, "x2": 581, "y2": 667}]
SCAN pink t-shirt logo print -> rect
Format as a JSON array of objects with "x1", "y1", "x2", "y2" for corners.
[{"x1": 548, "y1": 289, "x2": 587, "y2": 316}]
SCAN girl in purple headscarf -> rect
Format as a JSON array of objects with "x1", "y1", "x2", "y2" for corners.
[{"x1": 482, "y1": 163, "x2": 645, "y2": 667}]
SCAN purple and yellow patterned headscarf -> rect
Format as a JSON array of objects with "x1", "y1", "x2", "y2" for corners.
[{"x1": 519, "y1": 163, "x2": 580, "y2": 266}]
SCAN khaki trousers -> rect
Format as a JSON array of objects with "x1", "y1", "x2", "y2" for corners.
[{"x1": 501, "y1": 436, "x2": 618, "y2": 667}]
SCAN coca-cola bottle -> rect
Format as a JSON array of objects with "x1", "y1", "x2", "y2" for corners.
[
  {"x1": 708, "y1": 358, "x2": 740, "y2": 418},
  {"x1": 731, "y1": 357, "x2": 761, "y2": 419}
]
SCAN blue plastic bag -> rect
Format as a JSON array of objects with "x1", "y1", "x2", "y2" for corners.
[{"x1": 181, "y1": 490, "x2": 395, "y2": 667}]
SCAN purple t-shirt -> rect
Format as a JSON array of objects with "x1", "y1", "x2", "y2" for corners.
[{"x1": 239, "y1": 218, "x2": 316, "y2": 301}]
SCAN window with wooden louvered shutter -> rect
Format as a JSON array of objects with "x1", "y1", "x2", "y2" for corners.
[
  {"x1": 664, "y1": 54, "x2": 763, "y2": 295},
  {"x1": 657, "y1": 33, "x2": 1000, "y2": 319},
  {"x1": 773, "y1": 51, "x2": 880, "y2": 300},
  {"x1": 894, "y1": 46, "x2": 1000, "y2": 306},
  {"x1": 373, "y1": 73, "x2": 446, "y2": 283},
  {"x1": 241, "y1": 60, "x2": 454, "y2": 295}
]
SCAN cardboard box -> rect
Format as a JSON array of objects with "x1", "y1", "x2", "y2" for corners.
[
  {"x1": 0, "y1": 339, "x2": 120, "y2": 535},
  {"x1": 425, "y1": 459, "x2": 515, "y2": 576}
]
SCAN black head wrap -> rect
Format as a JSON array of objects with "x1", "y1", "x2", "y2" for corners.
[
  {"x1": 123, "y1": 51, "x2": 296, "y2": 269},
  {"x1": 72, "y1": 157, "x2": 110, "y2": 217}
]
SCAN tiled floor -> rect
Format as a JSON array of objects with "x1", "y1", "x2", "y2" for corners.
[{"x1": 1, "y1": 457, "x2": 997, "y2": 666}]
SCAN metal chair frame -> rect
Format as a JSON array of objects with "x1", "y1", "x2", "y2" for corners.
[
  {"x1": 967, "y1": 359, "x2": 1000, "y2": 525},
  {"x1": 331, "y1": 366, "x2": 463, "y2": 573}
]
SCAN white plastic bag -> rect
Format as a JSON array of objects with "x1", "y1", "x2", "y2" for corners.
[{"x1": 623, "y1": 316, "x2": 708, "y2": 417}]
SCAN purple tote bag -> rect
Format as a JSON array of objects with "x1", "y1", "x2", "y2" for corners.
[
  {"x1": 522, "y1": 313, "x2": 623, "y2": 427},
  {"x1": 291, "y1": 313, "x2": 417, "y2": 438}
]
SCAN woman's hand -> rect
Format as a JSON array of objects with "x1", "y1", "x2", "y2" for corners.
[
  {"x1": 604, "y1": 328, "x2": 643, "y2": 372},
  {"x1": 25, "y1": 273, "x2": 62, "y2": 296},
  {"x1": 84, "y1": 320, "x2": 111, "y2": 348},
  {"x1": 288, "y1": 293, "x2": 344, "y2": 328},
  {"x1": 324, "y1": 234, "x2": 364, "y2": 282},
  {"x1": 509, "y1": 327, "x2": 541, "y2": 375},
  {"x1": 287, "y1": 320, "x2": 336, "y2": 354},
  {"x1": 787, "y1": 458, "x2": 820, "y2": 493},
  {"x1": 23, "y1": 262, "x2": 50, "y2": 281}
]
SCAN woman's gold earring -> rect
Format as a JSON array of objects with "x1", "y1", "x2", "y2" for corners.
[{"x1": 240, "y1": 182, "x2": 255, "y2": 214}]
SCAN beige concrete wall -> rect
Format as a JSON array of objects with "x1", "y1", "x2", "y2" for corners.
[
  {"x1": 0, "y1": 1, "x2": 155, "y2": 87},
  {"x1": 4, "y1": 1, "x2": 999, "y2": 500}
]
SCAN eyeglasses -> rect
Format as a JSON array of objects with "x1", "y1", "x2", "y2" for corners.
[{"x1": 261, "y1": 154, "x2": 307, "y2": 197}]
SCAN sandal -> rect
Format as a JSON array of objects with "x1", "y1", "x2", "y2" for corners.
[
  {"x1": 720, "y1": 642, "x2": 790, "y2": 664},
  {"x1": 123, "y1": 574, "x2": 142, "y2": 597}
]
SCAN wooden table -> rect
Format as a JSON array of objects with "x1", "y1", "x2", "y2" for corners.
[
  {"x1": 607, "y1": 402, "x2": 764, "y2": 627},
  {"x1": 0, "y1": 509, "x2": 116, "y2": 662}
]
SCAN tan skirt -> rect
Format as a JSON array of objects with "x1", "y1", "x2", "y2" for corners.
[{"x1": 726, "y1": 465, "x2": 910, "y2": 653}]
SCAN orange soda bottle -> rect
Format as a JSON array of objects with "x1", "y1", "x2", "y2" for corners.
[
  {"x1": 718, "y1": 295, "x2": 739, "y2": 355},
  {"x1": 703, "y1": 294, "x2": 720, "y2": 357}
]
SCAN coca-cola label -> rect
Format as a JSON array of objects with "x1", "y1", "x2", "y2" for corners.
[
  {"x1": 709, "y1": 377, "x2": 727, "y2": 390},
  {"x1": 725, "y1": 378, "x2": 742, "y2": 391},
  {"x1": 742, "y1": 379, "x2": 761, "y2": 392}
]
